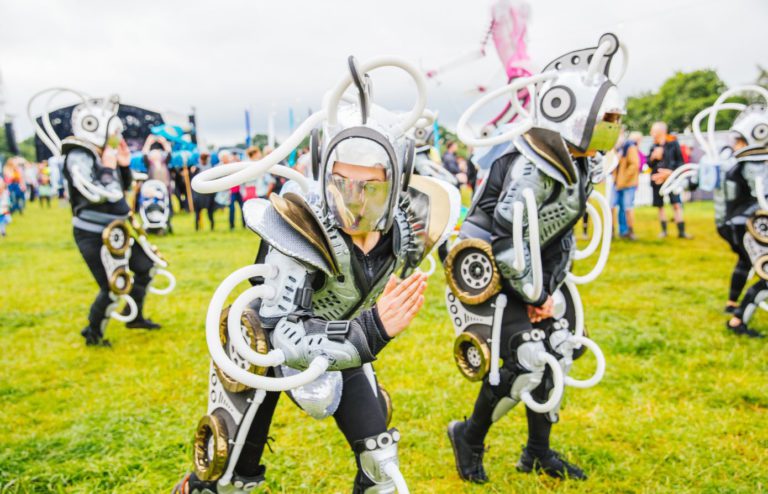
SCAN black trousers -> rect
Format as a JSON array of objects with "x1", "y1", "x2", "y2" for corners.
[
  {"x1": 235, "y1": 366, "x2": 390, "y2": 479},
  {"x1": 73, "y1": 227, "x2": 154, "y2": 335},
  {"x1": 718, "y1": 224, "x2": 751, "y2": 302},
  {"x1": 463, "y1": 295, "x2": 554, "y2": 456}
]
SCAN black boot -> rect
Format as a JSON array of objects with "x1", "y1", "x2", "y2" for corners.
[
  {"x1": 726, "y1": 321, "x2": 765, "y2": 338},
  {"x1": 81, "y1": 326, "x2": 111, "y2": 347},
  {"x1": 659, "y1": 220, "x2": 668, "y2": 238},
  {"x1": 126, "y1": 318, "x2": 162, "y2": 330},
  {"x1": 171, "y1": 472, "x2": 217, "y2": 494},
  {"x1": 516, "y1": 447, "x2": 586, "y2": 480},
  {"x1": 677, "y1": 221, "x2": 693, "y2": 239},
  {"x1": 447, "y1": 420, "x2": 489, "y2": 484}
]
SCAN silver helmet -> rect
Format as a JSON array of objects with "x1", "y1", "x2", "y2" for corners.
[{"x1": 730, "y1": 104, "x2": 768, "y2": 150}]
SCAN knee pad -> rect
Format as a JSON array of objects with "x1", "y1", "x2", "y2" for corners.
[{"x1": 354, "y1": 429, "x2": 402, "y2": 494}]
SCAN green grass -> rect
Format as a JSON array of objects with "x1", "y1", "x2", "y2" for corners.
[{"x1": 1, "y1": 199, "x2": 767, "y2": 493}]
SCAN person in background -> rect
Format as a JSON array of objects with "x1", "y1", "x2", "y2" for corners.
[
  {"x1": 648, "y1": 121, "x2": 692, "y2": 239},
  {"x1": 23, "y1": 160, "x2": 39, "y2": 203},
  {"x1": 219, "y1": 150, "x2": 245, "y2": 230},
  {"x1": 0, "y1": 180, "x2": 11, "y2": 237},
  {"x1": 443, "y1": 141, "x2": 468, "y2": 187},
  {"x1": 4, "y1": 157, "x2": 26, "y2": 214},
  {"x1": 191, "y1": 150, "x2": 216, "y2": 231},
  {"x1": 38, "y1": 172, "x2": 53, "y2": 208},
  {"x1": 613, "y1": 131, "x2": 642, "y2": 240}
]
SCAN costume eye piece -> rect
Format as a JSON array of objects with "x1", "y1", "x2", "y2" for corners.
[
  {"x1": 753, "y1": 123, "x2": 768, "y2": 140},
  {"x1": 540, "y1": 86, "x2": 575, "y2": 122},
  {"x1": 81, "y1": 115, "x2": 99, "y2": 132}
]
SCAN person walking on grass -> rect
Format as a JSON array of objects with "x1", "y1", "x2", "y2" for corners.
[
  {"x1": 649, "y1": 121, "x2": 692, "y2": 239},
  {"x1": 613, "y1": 131, "x2": 642, "y2": 240}
]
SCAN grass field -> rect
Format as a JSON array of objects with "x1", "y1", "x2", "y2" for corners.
[{"x1": 1, "y1": 198, "x2": 767, "y2": 494}]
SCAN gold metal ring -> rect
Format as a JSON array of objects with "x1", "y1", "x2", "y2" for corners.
[
  {"x1": 108, "y1": 267, "x2": 133, "y2": 295},
  {"x1": 102, "y1": 220, "x2": 131, "y2": 256},
  {"x1": 379, "y1": 386, "x2": 393, "y2": 427},
  {"x1": 193, "y1": 414, "x2": 229, "y2": 482},
  {"x1": 747, "y1": 211, "x2": 768, "y2": 245},
  {"x1": 214, "y1": 306, "x2": 270, "y2": 393},
  {"x1": 444, "y1": 238, "x2": 502, "y2": 305},
  {"x1": 453, "y1": 330, "x2": 491, "y2": 382},
  {"x1": 755, "y1": 254, "x2": 768, "y2": 280}
]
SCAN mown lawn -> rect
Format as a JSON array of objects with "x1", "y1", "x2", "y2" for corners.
[{"x1": 0, "y1": 198, "x2": 766, "y2": 493}]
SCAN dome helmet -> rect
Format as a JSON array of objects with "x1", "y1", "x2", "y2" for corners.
[
  {"x1": 457, "y1": 32, "x2": 628, "y2": 157},
  {"x1": 191, "y1": 55, "x2": 430, "y2": 235},
  {"x1": 730, "y1": 104, "x2": 768, "y2": 151},
  {"x1": 28, "y1": 88, "x2": 124, "y2": 156}
]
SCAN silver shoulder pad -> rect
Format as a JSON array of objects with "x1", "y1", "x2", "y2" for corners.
[
  {"x1": 258, "y1": 248, "x2": 313, "y2": 323},
  {"x1": 514, "y1": 134, "x2": 573, "y2": 187},
  {"x1": 243, "y1": 199, "x2": 334, "y2": 276}
]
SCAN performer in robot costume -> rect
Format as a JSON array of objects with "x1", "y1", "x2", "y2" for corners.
[
  {"x1": 27, "y1": 89, "x2": 175, "y2": 346},
  {"x1": 661, "y1": 86, "x2": 768, "y2": 336},
  {"x1": 443, "y1": 33, "x2": 625, "y2": 482},
  {"x1": 173, "y1": 56, "x2": 461, "y2": 494}
]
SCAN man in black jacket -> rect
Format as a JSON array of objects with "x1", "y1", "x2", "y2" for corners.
[{"x1": 649, "y1": 121, "x2": 692, "y2": 238}]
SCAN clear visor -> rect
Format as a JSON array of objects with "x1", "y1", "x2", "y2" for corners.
[
  {"x1": 325, "y1": 137, "x2": 393, "y2": 233},
  {"x1": 587, "y1": 112, "x2": 622, "y2": 152}
]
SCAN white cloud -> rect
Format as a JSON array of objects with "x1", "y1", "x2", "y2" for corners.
[{"x1": 1, "y1": 0, "x2": 765, "y2": 145}]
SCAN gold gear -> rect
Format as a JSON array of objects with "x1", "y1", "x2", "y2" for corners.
[
  {"x1": 747, "y1": 210, "x2": 768, "y2": 245},
  {"x1": 102, "y1": 220, "x2": 131, "y2": 256},
  {"x1": 108, "y1": 267, "x2": 133, "y2": 295},
  {"x1": 193, "y1": 414, "x2": 229, "y2": 482},
  {"x1": 755, "y1": 254, "x2": 768, "y2": 280},
  {"x1": 444, "y1": 238, "x2": 502, "y2": 305},
  {"x1": 214, "y1": 306, "x2": 270, "y2": 393},
  {"x1": 453, "y1": 330, "x2": 491, "y2": 382}
]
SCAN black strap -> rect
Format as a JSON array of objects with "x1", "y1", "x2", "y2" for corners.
[
  {"x1": 293, "y1": 286, "x2": 314, "y2": 310},
  {"x1": 325, "y1": 320, "x2": 351, "y2": 342}
]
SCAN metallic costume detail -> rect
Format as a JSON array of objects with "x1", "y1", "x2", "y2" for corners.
[
  {"x1": 453, "y1": 329, "x2": 492, "y2": 381},
  {"x1": 257, "y1": 249, "x2": 312, "y2": 323},
  {"x1": 278, "y1": 365, "x2": 344, "y2": 420},
  {"x1": 270, "y1": 317, "x2": 363, "y2": 371},
  {"x1": 444, "y1": 239, "x2": 502, "y2": 305},
  {"x1": 357, "y1": 429, "x2": 402, "y2": 493},
  {"x1": 194, "y1": 413, "x2": 230, "y2": 482},
  {"x1": 491, "y1": 339, "x2": 547, "y2": 422},
  {"x1": 215, "y1": 306, "x2": 270, "y2": 393}
]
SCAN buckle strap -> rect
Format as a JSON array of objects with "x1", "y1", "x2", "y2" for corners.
[
  {"x1": 293, "y1": 286, "x2": 314, "y2": 310},
  {"x1": 325, "y1": 320, "x2": 351, "y2": 342}
]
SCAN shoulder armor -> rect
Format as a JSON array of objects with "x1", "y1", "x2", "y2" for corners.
[
  {"x1": 514, "y1": 128, "x2": 579, "y2": 186},
  {"x1": 258, "y1": 248, "x2": 313, "y2": 325},
  {"x1": 243, "y1": 196, "x2": 338, "y2": 276},
  {"x1": 62, "y1": 137, "x2": 102, "y2": 161}
]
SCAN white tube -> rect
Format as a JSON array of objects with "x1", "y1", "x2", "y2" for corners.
[
  {"x1": 659, "y1": 165, "x2": 698, "y2": 197},
  {"x1": 111, "y1": 294, "x2": 137, "y2": 322},
  {"x1": 488, "y1": 294, "x2": 507, "y2": 386},
  {"x1": 585, "y1": 40, "x2": 613, "y2": 84},
  {"x1": 756, "y1": 176, "x2": 768, "y2": 211},
  {"x1": 567, "y1": 191, "x2": 612, "y2": 285},
  {"x1": 414, "y1": 109, "x2": 436, "y2": 130},
  {"x1": 420, "y1": 253, "x2": 437, "y2": 277},
  {"x1": 136, "y1": 236, "x2": 167, "y2": 267},
  {"x1": 522, "y1": 189, "x2": 542, "y2": 301},
  {"x1": 148, "y1": 268, "x2": 175, "y2": 295},
  {"x1": 692, "y1": 103, "x2": 745, "y2": 160},
  {"x1": 456, "y1": 72, "x2": 557, "y2": 147},
  {"x1": 227, "y1": 285, "x2": 287, "y2": 367},
  {"x1": 26, "y1": 87, "x2": 89, "y2": 156},
  {"x1": 383, "y1": 463, "x2": 409, "y2": 494},
  {"x1": 326, "y1": 57, "x2": 427, "y2": 137},
  {"x1": 71, "y1": 166, "x2": 124, "y2": 202},
  {"x1": 220, "y1": 389, "x2": 267, "y2": 485},
  {"x1": 707, "y1": 85, "x2": 768, "y2": 161},
  {"x1": 520, "y1": 352, "x2": 564, "y2": 414},
  {"x1": 192, "y1": 110, "x2": 327, "y2": 194},
  {"x1": 574, "y1": 201, "x2": 601, "y2": 260},
  {"x1": 205, "y1": 264, "x2": 330, "y2": 391},
  {"x1": 512, "y1": 201, "x2": 525, "y2": 271},
  {"x1": 564, "y1": 336, "x2": 606, "y2": 389},
  {"x1": 565, "y1": 280, "x2": 585, "y2": 339},
  {"x1": 613, "y1": 43, "x2": 630, "y2": 84}
]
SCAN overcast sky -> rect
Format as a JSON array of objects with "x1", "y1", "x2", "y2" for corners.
[{"x1": 1, "y1": 0, "x2": 766, "y2": 146}]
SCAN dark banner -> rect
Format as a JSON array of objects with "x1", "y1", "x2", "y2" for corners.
[
  {"x1": 4, "y1": 121, "x2": 19, "y2": 155},
  {"x1": 34, "y1": 103, "x2": 165, "y2": 161}
]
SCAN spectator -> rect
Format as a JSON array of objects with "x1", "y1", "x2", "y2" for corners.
[
  {"x1": 219, "y1": 150, "x2": 245, "y2": 230},
  {"x1": 191, "y1": 150, "x2": 216, "y2": 231},
  {"x1": 442, "y1": 141, "x2": 467, "y2": 187},
  {"x1": 38, "y1": 172, "x2": 53, "y2": 208},
  {"x1": 23, "y1": 161, "x2": 39, "y2": 202},
  {"x1": 648, "y1": 122, "x2": 692, "y2": 239},
  {"x1": 3, "y1": 157, "x2": 25, "y2": 214},
  {"x1": 0, "y1": 180, "x2": 10, "y2": 237},
  {"x1": 613, "y1": 131, "x2": 642, "y2": 240}
]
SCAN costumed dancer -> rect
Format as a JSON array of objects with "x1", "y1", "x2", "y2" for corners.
[
  {"x1": 659, "y1": 85, "x2": 768, "y2": 336},
  {"x1": 443, "y1": 33, "x2": 626, "y2": 482},
  {"x1": 173, "y1": 55, "x2": 461, "y2": 493},
  {"x1": 28, "y1": 89, "x2": 175, "y2": 346}
]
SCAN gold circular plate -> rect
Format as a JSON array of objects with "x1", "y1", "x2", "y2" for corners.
[
  {"x1": 453, "y1": 330, "x2": 491, "y2": 382},
  {"x1": 747, "y1": 210, "x2": 768, "y2": 245},
  {"x1": 108, "y1": 267, "x2": 133, "y2": 295},
  {"x1": 102, "y1": 220, "x2": 131, "y2": 256},
  {"x1": 444, "y1": 238, "x2": 502, "y2": 305},
  {"x1": 193, "y1": 414, "x2": 229, "y2": 482},
  {"x1": 755, "y1": 254, "x2": 768, "y2": 280},
  {"x1": 379, "y1": 386, "x2": 393, "y2": 427},
  {"x1": 214, "y1": 306, "x2": 270, "y2": 393}
]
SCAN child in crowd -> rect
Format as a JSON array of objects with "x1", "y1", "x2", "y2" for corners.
[{"x1": 0, "y1": 181, "x2": 11, "y2": 237}]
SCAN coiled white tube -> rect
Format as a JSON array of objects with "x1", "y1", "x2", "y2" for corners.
[
  {"x1": 574, "y1": 201, "x2": 601, "y2": 261},
  {"x1": 227, "y1": 284, "x2": 288, "y2": 368},
  {"x1": 419, "y1": 253, "x2": 437, "y2": 277},
  {"x1": 110, "y1": 294, "x2": 137, "y2": 322},
  {"x1": 520, "y1": 352, "x2": 564, "y2": 414},
  {"x1": 564, "y1": 336, "x2": 606, "y2": 389},
  {"x1": 707, "y1": 85, "x2": 768, "y2": 161},
  {"x1": 692, "y1": 103, "x2": 745, "y2": 160},
  {"x1": 567, "y1": 191, "x2": 612, "y2": 285},
  {"x1": 512, "y1": 201, "x2": 525, "y2": 271},
  {"x1": 148, "y1": 268, "x2": 175, "y2": 295},
  {"x1": 659, "y1": 164, "x2": 698, "y2": 197},
  {"x1": 488, "y1": 294, "x2": 508, "y2": 386},
  {"x1": 522, "y1": 189, "x2": 542, "y2": 301},
  {"x1": 206, "y1": 264, "x2": 329, "y2": 391},
  {"x1": 71, "y1": 166, "x2": 125, "y2": 203},
  {"x1": 457, "y1": 72, "x2": 557, "y2": 147}
]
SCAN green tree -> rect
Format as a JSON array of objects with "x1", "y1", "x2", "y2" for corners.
[
  {"x1": 623, "y1": 69, "x2": 736, "y2": 134},
  {"x1": 0, "y1": 125, "x2": 36, "y2": 162}
]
